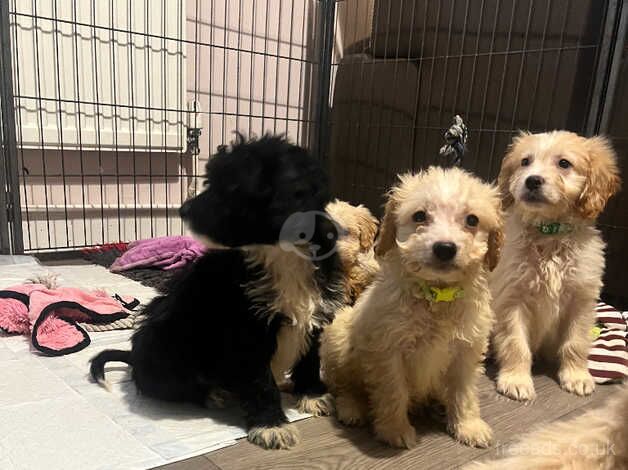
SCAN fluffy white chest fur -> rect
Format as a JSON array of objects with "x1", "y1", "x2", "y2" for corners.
[
  {"x1": 401, "y1": 298, "x2": 477, "y2": 400},
  {"x1": 491, "y1": 215, "x2": 605, "y2": 352},
  {"x1": 352, "y1": 265, "x2": 493, "y2": 398},
  {"x1": 245, "y1": 246, "x2": 322, "y2": 384}
]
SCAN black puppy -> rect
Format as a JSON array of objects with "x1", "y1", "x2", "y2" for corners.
[{"x1": 90, "y1": 134, "x2": 345, "y2": 450}]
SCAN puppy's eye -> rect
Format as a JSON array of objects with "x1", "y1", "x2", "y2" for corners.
[
  {"x1": 413, "y1": 210, "x2": 427, "y2": 223},
  {"x1": 466, "y1": 214, "x2": 479, "y2": 227},
  {"x1": 521, "y1": 157, "x2": 530, "y2": 167},
  {"x1": 558, "y1": 158, "x2": 571, "y2": 169}
]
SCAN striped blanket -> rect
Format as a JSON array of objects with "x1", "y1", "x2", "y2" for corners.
[{"x1": 589, "y1": 302, "x2": 628, "y2": 383}]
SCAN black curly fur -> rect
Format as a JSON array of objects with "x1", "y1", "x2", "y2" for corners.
[{"x1": 90, "y1": 134, "x2": 345, "y2": 434}]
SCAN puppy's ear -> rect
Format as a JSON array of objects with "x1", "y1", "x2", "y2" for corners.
[
  {"x1": 497, "y1": 164, "x2": 514, "y2": 211},
  {"x1": 357, "y1": 209, "x2": 379, "y2": 252},
  {"x1": 576, "y1": 136, "x2": 621, "y2": 220},
  {"x1": 484, "y1": 227, "x2": 504, "y2": 272},
  {"x1": 374, "y1": 196, "x2": 398, "y2": 258},
  {"x1": 498, "y1": 132, "x2": 527, "y2": 210}
]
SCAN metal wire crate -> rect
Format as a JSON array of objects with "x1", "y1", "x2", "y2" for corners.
[
  {"x1": 0, "y1": 0, "x2": 334, "y2": 253},
  {"x1": 327, "y1": 0, "x2": 626, "y2": 211},
  {"x1": 0, "y1": 0, "x2": 626, "y2": 303},
  {"x1": 324, "y1": 0, "x2": 627, "y2": 304}
]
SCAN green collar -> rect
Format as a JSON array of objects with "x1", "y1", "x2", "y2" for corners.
[
  {"x1": 537, "y1": 222, "x2": 574, "y2": 235},
  {"x1": 417, "y1": 280, "x2": 464, "y2": 303}
]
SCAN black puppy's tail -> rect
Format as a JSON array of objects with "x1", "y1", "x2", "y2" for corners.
[{"x1": 90, "y1": 349, "x2": 132, "y2": 391}]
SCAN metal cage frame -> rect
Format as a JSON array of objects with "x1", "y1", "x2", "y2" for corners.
[{"x1": 1, "y1": 0, "x2": 626, "y2": 256}]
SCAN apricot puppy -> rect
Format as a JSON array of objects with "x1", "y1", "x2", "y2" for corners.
[
  {"x1": 326, "y1": 199, "x2": 379, "y2": 303},
  {"x1": 321, "y1": 167, "x2": 503, "y2": 448},
  {"x1": 492, "y1": 131, "x2": 621, "y2": 401}
]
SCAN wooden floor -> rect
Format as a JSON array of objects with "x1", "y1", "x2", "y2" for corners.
[{"x1": 157, "y1": 364, "x2": 622, "y2": 470}]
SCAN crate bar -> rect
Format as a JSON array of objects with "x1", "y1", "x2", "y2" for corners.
[
  {"x1": 313, "y1": 0, "x2": 336, "y2": 163},
  {"x1": 10, "y1": 0, "x2": 33, "y2": 251},
  {"x1": 598, "y1": 0, "x2": 628, "y2": 132},
  {"x1": 0, "y1": 0, "x2": 24, "y2": 253},
  {"x1": 586, "y1": 0, "x2": 622, "y2": 135}
]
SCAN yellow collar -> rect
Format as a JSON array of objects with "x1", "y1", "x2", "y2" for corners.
[{"x1": 417, "y1": 280, "x2": 464, "y2": 302}]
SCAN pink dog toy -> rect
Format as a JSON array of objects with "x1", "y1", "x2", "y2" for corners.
[{"x1": 0, "y1": 283, "x2": 138, "y2": 356}]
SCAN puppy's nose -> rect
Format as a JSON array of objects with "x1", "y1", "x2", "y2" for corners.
[
  {"x1": 433, "y1": 242, "x2": 457, "y2": 262},
  {"x1": 179, "y1": 200, "x2": 192, "y2": 219},
  {"x1": 525, "y1": 175, "x2": 544, "y2": 191}
]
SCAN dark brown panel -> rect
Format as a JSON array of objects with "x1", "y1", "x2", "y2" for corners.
[
  {"x1": 600, "y1": 29, "x2": 628, "y2": 306},
  {"x1": 330, "y1": 0, "x2": 608, "y2": 213},
  {"x1": 370, "y1": 0, "x2": 605, "y2": 59}
]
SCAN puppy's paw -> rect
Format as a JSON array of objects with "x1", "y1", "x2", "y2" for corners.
[
  {"x1": 449, "y1": 418, "x2": 493, "y2": 448},
  {"x1": 374, "y1": 422, "x2": 417, "y2": 449},
  {"x1": 558, "y1": 368, "x2": 595, "y2": 396},
  {"x1": 247, "y1": 423, "x2": 300, "y2": 450},
  {"x1": 496, "y1": 372, "x2": 536, "y2": 401},
  {"x1": 296, "y1": 393, "x2": 334, "y2": 416},
  {"x1": 335, "y1": 395, "x2": 367, "y2": 427}
]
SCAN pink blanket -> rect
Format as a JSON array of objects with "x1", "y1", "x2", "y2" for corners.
[
  {"x1": 0, "y1": 284, "x2": 137, "y2": 356},
  {"x1": 110, "y1": 236, "x2": 206, "y2": 272}
]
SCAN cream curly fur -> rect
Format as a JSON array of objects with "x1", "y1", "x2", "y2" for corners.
[
  {"x1": 320, "y1": 167, "x2": 503, "y2": 449},
  {"x1": 326, "y1": 199, "x2": 379, "y2": 303},
  {"x1": 492, "y1": 131, "x2": 621, "y2": 401},
  {"x1": 467, "y1": 387, "x2": 628, "y2": 469}
]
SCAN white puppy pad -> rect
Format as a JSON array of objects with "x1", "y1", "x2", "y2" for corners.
[{"x1": 0, "y1": 263, "x2": 309, "y2": 469}]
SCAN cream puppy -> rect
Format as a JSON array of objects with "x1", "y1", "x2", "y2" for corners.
[
  {"x1": 467, "y1": 387, "x2": 628, "y2": 469},
  {"x1": 320, "y1": 167, "x2": 503, "y2": 448},
  {"x1": 492, "y1": 131, "x2": 621, "y2": 401},
  {"x1": 326, "y1": 199, "x2": 379, "y2": 303}
]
